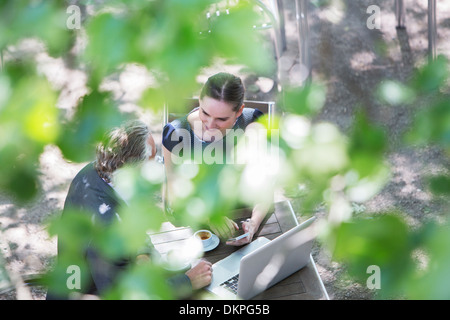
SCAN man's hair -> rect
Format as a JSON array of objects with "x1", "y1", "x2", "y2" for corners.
[{"x1": 94, "y1": 120, "x2": 152, "y2": 183}]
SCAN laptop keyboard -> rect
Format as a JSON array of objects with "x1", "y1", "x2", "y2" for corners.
[{"x1": 220, "y1": 274, "x2": 239, "y2": 294}]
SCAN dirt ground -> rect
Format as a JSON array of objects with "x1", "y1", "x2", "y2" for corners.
[{"x1": 1, "y1": 0, "x2": 450, "y2": 300}]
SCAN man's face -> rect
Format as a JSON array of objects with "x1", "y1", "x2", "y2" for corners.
[{"x1": 147, "y1": 133, "x2": 156, "y2": 159}]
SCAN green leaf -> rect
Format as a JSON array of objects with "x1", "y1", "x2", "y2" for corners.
[
  {"x1": 406, "y1": 99, "x2": 450, "y2": 149},
  {"x1": 411, "y1": 55, "x2": 449, "y2": 93},
  {"x1": 105, "y1": 262, "x2": 173, "y2": 300},
  {"x1": 332, "y1": 214, "x2": 413, "y2": 297},
  {"x1": 406, "y1": 221, "x2": 450, "y2": 299},
  {"x1": 47, "y1": 209, "x2": 97, "y2": 255},
  {"x1": 0, "y1": 61, "x2": 59, "y2": 202},
  {"x1": 281, "y1": 84, "x2": 327, "y2": 116},
  {"x1": 348, "y1": 112, "x2": 387, "y2": 178},
  {"x1": 0, "y1": 1, "x2": 71, "y2": 55},
  {"x1": 207, "y1": 1, "x2": 274, "y2": 73},
  {"x1": 84, "y1": 12, "x2": 143, "y2": 79},
  {"x1": 428, "y1": 175, "x2": 450, "y2": 195},
  {"x1": 57, "y1": 90, "x2": 123, "y2": 163}
]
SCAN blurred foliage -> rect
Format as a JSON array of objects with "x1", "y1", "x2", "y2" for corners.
[
  {"x1": 0, "y1": 251, "x2": 10, "y2": 292},
  {"x1": 0, "y1": 0, "x2": 275, "y2": 299},
  {"x1": 327, "y1": 54, "x2": 450, "y2": 299},
  {"x1": 44, "y1": 209, "x2": 94, "y2": 296},
  {"x1": 0, "y1": 0, "x2": 449, "y2": 300},
  {"x1": 0, "y1": 61, "x2": 60, "y2": 201},
  {"x1": 170, "y1": 162, "x2": 241, "y2": 227},
  {"x1": 82, "y1": 0, "x2": 274, "y2": 105},
  {"x1": 0, "y1": 0, "x2": 273, "y2": 201},
  {"x1": 104, "y1": 262, "x2": 174, "y2": 300},
  {"x1": 281, "y1": 84, "x2": 326, "y2": 116},
  {"x1": 332, "y1": 214, "x2": 414, "y2": 298},
  {"x1": 57, "y1": 89, "x2": 123, "y2": 162},
  {"x1": 0, "y1": 0, "x2": 73, "y2": 56}
]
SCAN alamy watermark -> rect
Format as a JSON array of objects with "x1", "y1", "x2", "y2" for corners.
[
  {"x1": 366, "y1": 5, "x2": 381, "y2": 30},
  {"x1": 65, "y1": 263, "x2": 380, "y2": 292},
  {"x1": 66, "y1": 4, "x2": 382, "y2": 31},
  {"x1": 66, "y1": 264, "x2": 81, "y2": 290},
  {"x1": 66, "y1": 5, "x2": 81, "y2": 30},
  {"x1": 366, "y1": 265, "x2": 381, "y2": 290},
  {"x1": 167, "y1": 124, "x2": 280, "y2": 166}
]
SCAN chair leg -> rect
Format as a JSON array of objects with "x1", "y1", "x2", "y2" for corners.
[
  {"x1": 295, "y1": 0, "x2": 311, "y2": 83},
  {"x1": 275, "y1": 0, "x2": 287, "y2": 52},
  {"x1": 395, "y1": 0, "x2": 406, "y2": 29},
  {"x1": 428, "y1": 0, "x2": 437, "y2": 60},
  {"x1": 163, "y1": 103, "x2": 169, "y2": 125}
]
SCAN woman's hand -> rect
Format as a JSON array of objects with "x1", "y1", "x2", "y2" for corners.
[{"x1": 226, "y1": 218, "x2": 259, "y2": 246}]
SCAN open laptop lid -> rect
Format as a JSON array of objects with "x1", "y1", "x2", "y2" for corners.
[{"x1": 237, "y1": 216, "x2": 317, "y2": 299}]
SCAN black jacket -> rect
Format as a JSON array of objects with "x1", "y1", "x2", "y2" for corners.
[{"x1": 46, "y1": 162, "x2": 190, "y2": 299}]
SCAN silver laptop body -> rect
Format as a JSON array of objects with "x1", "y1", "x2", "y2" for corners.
[{"x1": 205, "y1": 216, "x2": 316, "y2": 299}]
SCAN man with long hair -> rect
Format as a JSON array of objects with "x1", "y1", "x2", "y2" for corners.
[{"x1": 47, "y1": 120, "x2": 211, "y2": 299}]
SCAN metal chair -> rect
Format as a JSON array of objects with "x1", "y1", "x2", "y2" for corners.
[
  {"x1": 295, "y1": 0, "x2": 311, "y2": 84},
  {"x1": 164, "y1": 97, "x2": 276, "y2": 129},
  {"x1": 204, "y1": 0, "x2": 286, "y2": 57},
  {"x1": 198, "y1": 0, "x2": 286, "y2": 87},
  {"x1": 395, "y1": 0, "x2": 437, "y2": 60}
]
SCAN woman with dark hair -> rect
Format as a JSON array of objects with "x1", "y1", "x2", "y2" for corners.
[
  {"x1": 47, "y1": 120, "x2": 212, "y2": 299},
  {"x1": 162, "y1": 73, "x2": 268, "y2": 245},
  {"x1": 163, "y1": 72, "x2": 262, "y2": 157}
]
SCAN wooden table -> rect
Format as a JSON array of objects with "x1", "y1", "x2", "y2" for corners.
[{"x1": 149, "y1": 200, "x2": 329, "y2": 300}]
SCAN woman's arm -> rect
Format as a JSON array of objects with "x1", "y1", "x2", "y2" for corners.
[{"x1": 226, "y1": 202, "x2": 270, "y2": 246}]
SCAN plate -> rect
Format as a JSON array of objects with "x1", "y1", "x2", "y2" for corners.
[
  {"x1": 203, "y1": 233, "x2": 220, "y2": 252},
  {"x1": 161, "y1": 248, "x2": 191, "y2": 272}
]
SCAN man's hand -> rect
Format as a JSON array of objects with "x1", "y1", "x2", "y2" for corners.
[{"x1": 185, "y1": 260, "x2": 212, "y2": 290}]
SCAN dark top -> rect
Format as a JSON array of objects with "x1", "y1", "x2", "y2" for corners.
[
  {"x1": 162, "y1": 107, "x2": 263, "y2": 163},
  {"x1": 46, "y1": 162, "x2": 190, "y2": 299}
]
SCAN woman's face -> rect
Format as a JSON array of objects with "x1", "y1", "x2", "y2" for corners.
[{"x1": 198, "y1": 96, "x2": 243, "y2": 138}]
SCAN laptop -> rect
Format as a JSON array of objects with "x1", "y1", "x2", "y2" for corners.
[{"x1": 205, "y1": 216, "x2": 316, "y2": 299}]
